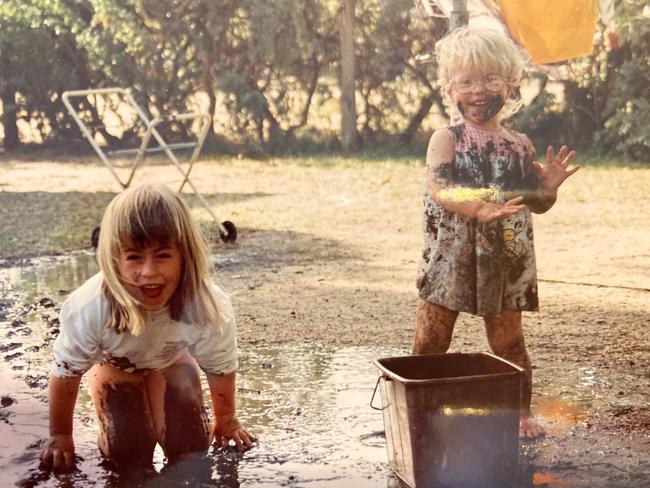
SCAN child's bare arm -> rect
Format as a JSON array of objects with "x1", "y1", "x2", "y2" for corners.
[
  {"x1": 206, "y1": 371, "x2": 255, "y2": 450},
  {"x1": 40, "y1": 375, "x2": 81, "y2": 473},
  {"x1": 426, "y1": 129, "x2": 525, "y2": 222},
  {"x1": 424, "y1": 128, "x2": 456, "y2": 202},
  {"x1": 529, "y1": 145, "x2": 580, "y2": 213}
]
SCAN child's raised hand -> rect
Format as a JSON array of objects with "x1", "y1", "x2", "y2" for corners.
[
  {"x1": 532, "y1": 145, "x2": 580, "y2": 192},
  {"x1": 476, "y1": 196, "x2": 525, "y2": 222},
  {"x1": 213, "y1": 416, "x2": 256, "y2": 451},
  {"x1": 39, "y1": 434, "x2": 75, "y2": 474}
]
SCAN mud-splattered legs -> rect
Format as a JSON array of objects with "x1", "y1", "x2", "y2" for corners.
[
  {"x1": 484, "y1": 310, "x2": 543, "y2": 439},
  {"x1": 483, "y1": 310, "x2": 532, "y2": 410},
  {"x1": 87, "y1": 363, "x2": 157, "y2": 466},
  {"x1": 413, "y1": 299, "x2": 458, "y2": 354},
  {"x1": 87, "y1": 351, "x2": 211, "y2": 466},
  {"x1": 144, "y1": 353, "x2": 211, "y2": 460}
]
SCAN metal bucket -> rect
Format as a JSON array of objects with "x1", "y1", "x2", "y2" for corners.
[{"x1": 373, "y1": 352, "x2": 523, "y2": 488}]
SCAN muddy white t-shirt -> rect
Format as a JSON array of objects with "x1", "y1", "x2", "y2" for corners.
[{"x1": 51, "y1": 273, "x2": 238, "y2": 378}]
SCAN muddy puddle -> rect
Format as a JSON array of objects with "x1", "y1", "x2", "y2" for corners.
[{"x1": 1, "y1": 254, "x2": 649, "y2": 487}]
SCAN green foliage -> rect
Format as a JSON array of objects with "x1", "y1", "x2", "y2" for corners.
[
  {"x1": 0, "y1": 0, "x2": 92, "y2": 144},
  {"x1": 1, "y1": 0, "x2": 647, "y2": 160},
  {"x1": 212, "y1": 0, "x2": 337, "y2": 148},
  {"x1": 510, "y1": 78, "x2": 568, "y2": 148},
  {"x1": 595, "y1": 0, "x2": 650, "y2": 160},
  {"x1": 353, "y1": 0, "x2": 446, "y2": 143}
]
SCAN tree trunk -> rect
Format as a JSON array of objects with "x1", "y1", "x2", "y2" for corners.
[
  {"x1": 339, "y1": 0, "x2": 357, "y2": 151},
  {"x1": 1, "y1": 88, "x2": 20, "y2": 150},
  {"x1": 202, "y1": 54, "x2": 217, "y2": 137},
  {"x1": 399, "y1": 93, "x2": 436, "y2": 145}
]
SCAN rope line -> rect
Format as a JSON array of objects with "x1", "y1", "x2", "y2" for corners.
[{"x1": 539, "y1": 279, "x2": 650, "y2": 293}]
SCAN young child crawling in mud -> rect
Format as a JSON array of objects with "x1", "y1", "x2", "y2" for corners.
[
  {"x1": 40, "y1": 183, "x2": 255, "y2": 473},
  {"x1": 414, "y1": 27, "x2": 580, "y2": 439}
]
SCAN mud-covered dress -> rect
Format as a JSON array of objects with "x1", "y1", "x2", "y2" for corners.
[{"x1": 416, "y1": 122, "x2": 546, "y2": 317}]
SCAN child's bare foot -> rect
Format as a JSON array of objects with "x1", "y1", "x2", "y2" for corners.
[{"x1": 519, "y1": 415, "x2": 545, "y2": 440}]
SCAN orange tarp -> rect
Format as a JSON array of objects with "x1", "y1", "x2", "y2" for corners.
[{"x1": 497, "y1": 0, "x2": 599, "y2": 64}]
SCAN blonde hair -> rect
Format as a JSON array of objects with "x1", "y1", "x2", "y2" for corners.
[
  {"x1": 436, "y1": 27, "x2": 528, "y2": 121},
  {"x1": 96, "y1": 183, "x2": 225, "y2": 335}
]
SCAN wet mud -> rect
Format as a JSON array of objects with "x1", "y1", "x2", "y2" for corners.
[
  {"x1": 162, "y1": 363, "x2": 211, "y2": 459},
  {"x1": 98, "y1": 381, "x2": 157, "y2": 466},
  {"x1": 1, "y1": 254, "x2": 649, "y2": 487}
]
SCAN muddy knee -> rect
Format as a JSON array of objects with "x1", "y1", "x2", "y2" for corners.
[
  {"x1": 95, "y1": 381, "x2": 157, "y2": 466},
  {"x1": 159, "y1": 362, "x2": 211, "y2": 459}
]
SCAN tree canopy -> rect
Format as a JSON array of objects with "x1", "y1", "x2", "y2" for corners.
[{"x1": 1, "y1": 0, "x2": 648, "y2": 161}]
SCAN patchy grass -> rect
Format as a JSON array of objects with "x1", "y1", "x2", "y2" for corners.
[{"x1": 0, "y1": 150, "x2": 648, "y2": 264}]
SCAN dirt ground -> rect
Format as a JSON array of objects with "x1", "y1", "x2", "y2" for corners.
[{"x1": 2, "y1": 153, "x2": 650, "y2": 443}]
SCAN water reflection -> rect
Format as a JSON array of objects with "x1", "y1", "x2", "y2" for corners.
[
  {"x1": 0, "y1": 252, "x2": 407, "y2": 486},
  {"x1": 2, "y1": 252, "x2": 99, "y2": 302}
]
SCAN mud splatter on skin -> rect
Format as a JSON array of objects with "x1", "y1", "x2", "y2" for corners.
[
  {"x1": 100, "y1": 382, "x2": 156, "y2": 466},
  {"x1": 162, "y1": 363, "x2": 211, "y2": 460},
  {"x1": 0, "y1": 343, "x2": 22, "y2": 353},
  {"x1": 457, "y1": 101, "x2": 465, "y2": 117},
  {"x1": 483, "y1": 95, "x2": 505, "y2": 121},
  {"x1": 413, "y1": 301, "x2": 458, "y2": 354},
  {"x1": 434, "y1": 161, "x2": 454, "y2": 183},
  {"x1": 456, "y1": 94, "x2": 505, "y2": 123}
]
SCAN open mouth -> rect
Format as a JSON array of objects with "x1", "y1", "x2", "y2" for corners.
[{"x1": 141, "y1": 284, "x2": 164, "y2": 299}]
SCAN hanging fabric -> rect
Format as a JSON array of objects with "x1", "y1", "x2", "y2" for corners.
[
  {"x1": 496, "y1": 0, "x2": 600, "y2": 64},
  {"x1": 420, "y1": 1, "x2": 607, "y2": 65}
]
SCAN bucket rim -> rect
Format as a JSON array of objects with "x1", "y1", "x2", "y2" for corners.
[{"x1": 372, "y1": 352, "x2": 524, "y2": 385}]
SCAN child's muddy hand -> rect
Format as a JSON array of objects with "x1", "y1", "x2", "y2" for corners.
[
  {"x1": 214, "y1": 417, "x2": 256, "y2": 451},
  {"x1": 532, "y1": 145, "x2": 580, "y2": 192},
  {"x1": 476, "y1": 196, "x2": 524, "y2": 222},
  {"x1": 39, "y1": 434, "x2": 75, "y2": 473},
  {"x1": 219, "y1": 428, "x2": 256, "y2": 451}
]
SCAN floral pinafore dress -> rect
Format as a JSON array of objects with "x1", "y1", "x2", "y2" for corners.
[{"x1": 416, "y1": 123, "x2": 543, "y2": 316}]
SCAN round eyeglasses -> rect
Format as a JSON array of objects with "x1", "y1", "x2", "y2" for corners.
[{"x1": 452, "y1": 74, "x2": 506, "y2": 94}]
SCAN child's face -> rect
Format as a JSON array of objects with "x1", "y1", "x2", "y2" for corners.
[
  {"x1": 447, "y1": 67, "x2": 510, "y2": 128},
  {"x1": 117, "y1": 241, "x2": 183, "y2": 311}
]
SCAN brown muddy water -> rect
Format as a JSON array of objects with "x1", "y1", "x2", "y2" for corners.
[{"x1": 1, "y1": 253, "x2": 649, "y2": 487}]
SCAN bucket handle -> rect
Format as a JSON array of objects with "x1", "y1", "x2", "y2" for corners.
[{"x1": 370, "y1": 376, "x2": 389, "y2": 411}]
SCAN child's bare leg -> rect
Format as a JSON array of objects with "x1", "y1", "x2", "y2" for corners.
[
  {"x1": 87, "y1": 363, "x2": 157, "y2": 466},
  {"x1": 483, "y1": 310, "x2": 544, "y2": 439},
  {"x1": 143, "y1": 351, "x2": 211, "y2": 461},
  {"x1": 413, "y1": 300, "x2": 458, "y2": 354}
]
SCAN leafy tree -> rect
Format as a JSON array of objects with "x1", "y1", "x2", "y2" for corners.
[
  {"x1": 0, "y1": 0, "x2": 235, "y2": 147},
  {"x1": 352, "y1": 0, "x2": 446, "y2": 144},
  {"x1": 210, "y1": 0, "x2": 338, "y2": 150},
  {"x1": 0, "y1": 1, "x2": 94, "y2": 147},
  {"x1": 595, "y1": 0, "x2": 650, "y2": 160},
  {"x1": 2, "y1": 0, "x2": 645, "y2": 159}
]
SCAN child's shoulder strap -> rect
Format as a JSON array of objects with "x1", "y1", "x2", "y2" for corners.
[
  {"x1": 502, "y1": 126, "x2": 530, "y2": 144},
  {"x1": 443, "y1": 122, "x2": 466, "y2": 147}
]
